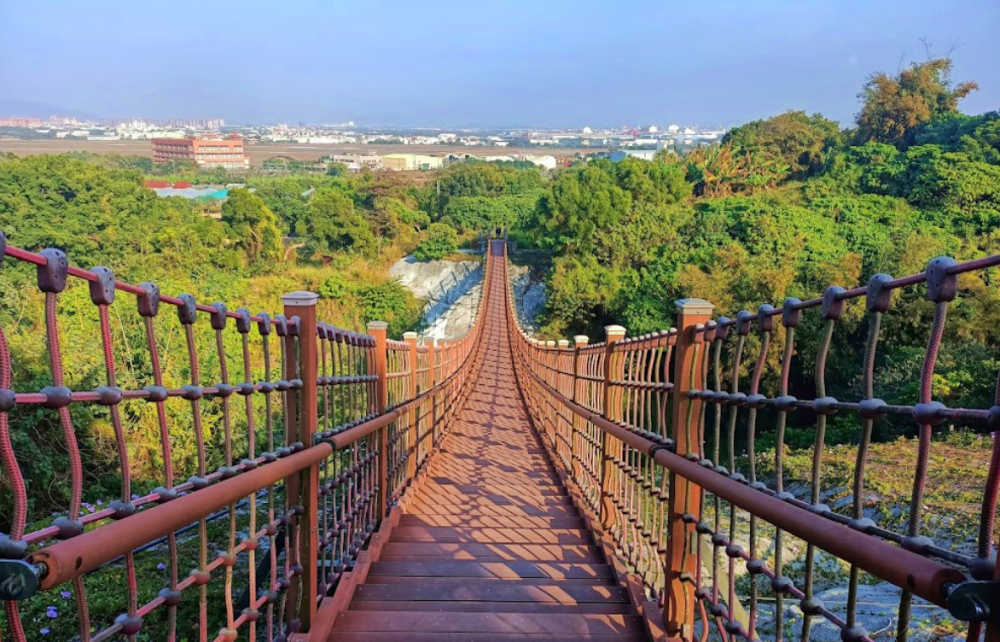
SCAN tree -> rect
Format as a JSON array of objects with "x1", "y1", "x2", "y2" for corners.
[
  {"x1": 414, "y1": 222, "x2": 458, "y2": 261},
  {"x1": 442, "y1": 192, "x2": 543, "y2": 232},
  {"x1": 434, "y1": 161, "x2": 545, "y2": 213},
  {"x1": 723, "y1": 110, "x2": 841, "y2": 179},
  {"x1": 296, "y1": 188, "x2": 375, "y2": 260},
  {"x1": 220, "y1": 189, "x2": 284, "y2": 270},
  {"x1": 533, "y1": 163, "x2": 632, "y2": 258},
  {"x1": 327, "y1": 162, "x2": 349, "y2": 177},
  {"x1": 610, "y1": 157, "x2": 691, "y2": 204},
  {"x1": 854, "y1": 57, "x2": 978, "y2": 148},
  {"x1": 669, "y1": 144, "x2": 785, "y2": 197},
  {"x1": 249, "y1": 176, "x2": 314, "y2": 233},
  {"x1": 359, "y1": 278, "x2": 423, "y2": 335}
]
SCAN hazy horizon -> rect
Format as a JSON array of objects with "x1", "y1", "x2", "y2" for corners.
[{"x1": 1, "y1": 0, "x2": 998, "y2": 129}]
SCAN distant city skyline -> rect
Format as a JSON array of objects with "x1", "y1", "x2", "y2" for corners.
[{"x1": 1, "y1": 0, "x2": 998, "y2": 129}]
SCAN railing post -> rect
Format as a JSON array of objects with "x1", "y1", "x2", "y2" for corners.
[
  {"x1": 542, "y1": 340, "x2": 554, "y2": 444},
  {"x1": 404, "y1": 331, "x2": 419, "y2": 478},
  {"x1": 367, "y1": 321, "x2": 389, "y2": 523},
  {"x1": 557, "y1": 339, "x2": 570, "y2": 465},
  {"x1": 600, "y1": 325, "x2": 626, "y2": 531},
  {"x1": 282, "y1": 291, "x2": 320, "y2": 632},
  {"x1": 557, "y1": 339, "x2": 570, "y2": 387},
  {"x1": 572, "y1": 335, "x2": 588, "y2": 480},
  {"x1": 427, "y1": 339, "x2": 438, "y2": 444},
  {"x1": 665, "y1": 298, "x2": 714, "y2": 640}
]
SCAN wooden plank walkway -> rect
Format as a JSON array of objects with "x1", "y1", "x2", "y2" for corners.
[{"x1": 328, "y1": 242, "x2": 648, "y2": 641}]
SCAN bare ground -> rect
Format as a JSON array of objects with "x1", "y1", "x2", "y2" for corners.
[{"x1": 0, "y1": 138, "x2": 599, "y2": 163}]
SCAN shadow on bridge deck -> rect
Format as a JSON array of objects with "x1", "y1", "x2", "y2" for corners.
[{"x1": 325, "y1": 241, "x2": 653, "y2": 641}]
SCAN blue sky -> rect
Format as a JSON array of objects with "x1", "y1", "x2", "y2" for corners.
[{"x1": 1, "y1": 0, "x2": 997, "y2": 128}]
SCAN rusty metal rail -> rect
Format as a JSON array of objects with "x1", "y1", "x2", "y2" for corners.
[
  {"x1": 504, "y1": 243, "x2": 1000, "y2": 642},
  {"x1": 0, "y1": 232, "x2": 490, "y2": 642}
]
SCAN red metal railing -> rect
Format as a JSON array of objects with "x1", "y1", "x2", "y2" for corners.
[
  {"x1": 0, "y1": 232, "x2": 490, "y2": 642},
  {"x1": 506, "y1": 243, "x2": 1000, "y2": 642}
]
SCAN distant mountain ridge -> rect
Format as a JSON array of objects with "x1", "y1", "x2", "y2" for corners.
[{"x1": 0, "y1": 99, "x2": 99, "y2": 121}]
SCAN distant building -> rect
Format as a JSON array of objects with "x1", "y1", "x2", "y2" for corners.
[
  {"x1": 522, "y1": 155, "x2": 557, "y2": 170},
  {"x1": 609, "y1": 150, "x2": 657, "y2": 162},
  {"x1": 325, "y1": 153, "x2": 383, "y2": 171},
  {"x1": 647, "y1": 125, "x2": 659, "y2": 133},
  {"x1": 382, "y1": 153, "x2": 444, "y2": 171},
  {"x1": 143, "y1": 179, "x2": 232, "y2": 200},
  {"x1": 152, "y1": 135, "x2": 250, "y2": 170},
  {"x1": 0, "y1": 117, "x2": 43, "y2": 127},
  {"x1": 581, "y1": 126, "x2": 593, "y2": 134}
]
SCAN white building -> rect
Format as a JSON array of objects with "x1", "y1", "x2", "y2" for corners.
[
  {"x1": 523, "y1": 155, "x2": 557, "y2": 170},
  {"x1": 667, "y1": 124, "x2": 680, "y2": 133},
  {"x1": 326, "y1": 154, "x2": 383, "y2": 171},
  {"x1": 582, "y1": 126, "x2": 593, "y2": 134},
  {"x1": 647, "y1": 125, "x2": 659, "y2": 133}
]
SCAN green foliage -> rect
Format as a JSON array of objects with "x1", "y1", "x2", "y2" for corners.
[
  {"x1": 723, "y1": 110, "x2": 841, "y2": 179},
  {"x1": 358, "y1": 278, "x2": 423, "y2": 334},
  {"x1": 0, "y1": 154, "x2": 241, "y2": 273},
  {"x1": 319, "y1": 272, "x2": 352, "y2": 299},
  {"x1": 532, "y1": 162, "x2": 632, "y2": 257},
  {"x1": 247, "y1": 176, "x2": 315, "y2": 232},
  {"x1": 433, "y1": 160, "x2": 545, "y2": 214},
  {"x1": 854, "y1": 57, "x2": 978, "y2": 148},
  {"x1": 297, "y1": 188, "x2": 376, "y2": 259},
  {"x1": 220, "y1": 188, "x2": 284, "y2": 271},
  {"x1": 379, "y1": 197, "x2": 431, "y2": 231},
  {"x1": 414, "y1": 222, "x2": 458, "y2": 261},
  {"x1": 529, "y1": 157, "x2": 690, "y2": 265},
  {"x1": 316, "y1": 271, "x2": 422, "y2": 337},
  {"x1": 442, "y1": 191, "x2": 543, "y2": 232}
]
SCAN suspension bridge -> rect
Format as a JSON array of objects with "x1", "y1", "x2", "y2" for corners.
[{"x1": 0, "y1": 236, "x2": 998, "y2": 641}]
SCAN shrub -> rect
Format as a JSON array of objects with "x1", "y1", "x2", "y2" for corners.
[{"x1": 413, "y1": 223, "x2": 458, "y2": 261}]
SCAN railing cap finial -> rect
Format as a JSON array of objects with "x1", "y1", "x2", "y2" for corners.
[
  {"x1": 675, "y1": 298, "x2": 714, "y2": 315},
  {"x1": 281, "y1": 291, "x2": 319, "y2": 307},
  {"x1": 605, "y1": 325, "x2": 626, "y2": 339}
]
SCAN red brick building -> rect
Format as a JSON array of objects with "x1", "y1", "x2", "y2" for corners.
[{"x1": 151, "y1": 135, "x2": 249, "y2": 170}]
